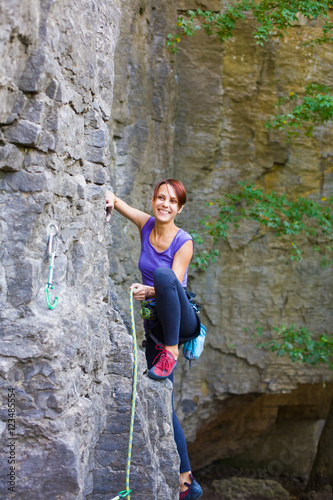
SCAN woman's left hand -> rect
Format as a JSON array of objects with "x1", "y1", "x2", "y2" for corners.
[
  {"x1": 105, "y1": 190, "x2": 115, "y2": 223},
  {"x1": 130, "y1": 283, "x2": 147, "y2": 301}
]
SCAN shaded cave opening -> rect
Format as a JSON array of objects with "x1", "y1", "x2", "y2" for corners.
[{"x1": 187, "y1": 383, "x2": 333, "y2": 500}]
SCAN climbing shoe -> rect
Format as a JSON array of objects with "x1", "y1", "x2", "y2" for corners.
[
  {"x1": 148, "y1": 344, "x2": 178, "y2": 380},
  {"x1": 179, "y1": 474, "x2": 202, "y2": 499},
  {"x1": 179, "y1": 474, "x2": 202, "y2": 500}
]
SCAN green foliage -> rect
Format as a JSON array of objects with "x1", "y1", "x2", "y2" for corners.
[
  {"x1": 166, "y1": 3, "x2": 333, "y2": 135},
  {"x1": 305, "y1": 20, "x2": 333, "y2": 46},
  {"x1": 166, "y1": 1, "x2": 333, "y2": 52},
  {"x1": 254, "y1": 323, "x2": 333, "y2": 370},
  {"x1": 192, "y1": 183, "x2": 333, "y2": 270},
  {"x1": 266, "y1": 84, "x2": 333, "y2": 137},
  {"x1": 169, "y1": 3, "x2": 333, "y2": 268},
  {"x1": 166, "y1": 4, "x2": 250, "y2": 52}
]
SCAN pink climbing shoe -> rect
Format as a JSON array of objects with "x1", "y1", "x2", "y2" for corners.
[{"x1": 148, "y1": 344, "x2": 178, "y2": 380}]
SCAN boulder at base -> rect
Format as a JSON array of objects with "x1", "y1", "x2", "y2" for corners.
[{"x1": 213, "y1": 477, "x2": 290, "y2": 500}]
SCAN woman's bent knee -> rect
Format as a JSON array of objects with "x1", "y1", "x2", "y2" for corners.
[{"x1": 153, "y1": 267, "x2": 176, "y2": 287}]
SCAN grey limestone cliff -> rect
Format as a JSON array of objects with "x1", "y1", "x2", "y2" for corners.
[
  {"x1": 1, "y1": 0, "x2": 333, "y2": 498},
  {"x1": 0, "y1": 1, "x2": 179, "y2": 499},
  {"x1": 110, "y1": 0, "x2": 333, "y2": 481}
]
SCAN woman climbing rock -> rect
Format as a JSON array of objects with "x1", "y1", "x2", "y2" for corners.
[{"x1": 106, "y1": 179, "x2": 203, "y2": 500}]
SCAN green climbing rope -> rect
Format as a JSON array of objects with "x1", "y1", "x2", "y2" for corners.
[
  {"x1": 111, "y1": 289, "x2": 138, "y2": 500},
  {"x1": 126, "y1": 288, "x2": 138, "y2": 499}
]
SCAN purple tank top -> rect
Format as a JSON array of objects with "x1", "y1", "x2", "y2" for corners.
[{"x1": 138, "y1": 217, "x2": 193, "y2": 287}]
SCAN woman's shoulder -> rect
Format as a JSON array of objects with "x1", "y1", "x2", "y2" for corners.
[
  {"x1": 176, "y1": 227, "x2": 193, "y2": 241},
  {"x1": 172, "y1": 227, "x2": 193, "y2": 253}
]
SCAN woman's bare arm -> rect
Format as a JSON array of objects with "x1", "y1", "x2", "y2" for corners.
[{"x1": 172, "y1": 240, "x2": 193, "y2": 284}]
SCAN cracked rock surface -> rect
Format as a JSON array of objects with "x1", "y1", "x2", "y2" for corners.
[
  {"x1": 0, "y1": 1, "x2": 179, "y2": 499},
  {"x1": 109, "y1": 0, "x2": 333, "y2": 476},
  {"x1": 1, "y1": 0, "x2": 333, "y2": 496}
]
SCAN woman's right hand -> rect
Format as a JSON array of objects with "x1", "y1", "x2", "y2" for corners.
[
  {"x1": 106, "y1": 190, "x2": 115, "y2": 222},
  {"x1": 130, "y1": 283, "x2": 148, "y2": 301},
  {"x1": 105, "y1": 190, "x2": 150, "y2": 229}
]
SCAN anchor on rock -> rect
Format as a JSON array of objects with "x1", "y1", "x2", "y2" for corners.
[{"x1": 45, "y1": 223, "x2": 59, "y2": 310}]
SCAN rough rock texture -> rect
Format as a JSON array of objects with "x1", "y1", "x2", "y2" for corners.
[
  {"x1": 189, "y1": 383, "x2": 333, "y2": 474},
  {"x1": 109, "y1": 0, "x2": 333, "y2": 478},
  {"x1": 0, "y1": 1, "x2": 179, "y2": 499},
  {"x1": 1, "y1": 0, "x2": 333, "y2": 496},
  {"x1": 212, "y1": 477, "x2": 290, "y2": 500},
  {"x1": 172, "y1": 1, "x2": 333, "y2": 472},
  {"x1": 108, "y1": 0, "x2": 178, "y2": 320},
  {"x1": 89, "y1": 303, "x2": 179, "y2": 500},
  {"x1": 304, "y1": 485, "x2": 333, "y2": 500}
]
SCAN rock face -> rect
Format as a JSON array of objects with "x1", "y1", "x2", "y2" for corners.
[
  {"x1": 171, "y1": 1, "x2": 333, "y2": 473},
  {"x1": 1, "y1": 0, "x2": 333, "y2": 497},
  {"x1": 108, "y1": 0, "x2": 178, "y2": 320},
  {"x1": 212, "y1": 477, "x2": 290, "y2": 500},
  {"x1": 109, "y1": 0, "x2": 333, "y2": 479},
  {"x1": 0, "y1": 1, "x2": 179, "y2": 499},
  {"x1": 90, "y1": 303, "x2": 179, "y2": 500}
]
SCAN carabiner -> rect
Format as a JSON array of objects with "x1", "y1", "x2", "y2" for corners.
[
  {"x1": 110, "y1": 490, "x2": 131, "y2": 500},
  {"x1": 119, "y1": 490, "x2": 132, "y2": 498},
  {"x1": 45, "y1": 223, "x2": 59, "y2": 309},
  {"x1": 45, "y1": 284, "x2": 59, "y2": 309},
  {"x1": 48, "y1": 224, "x2": 58, "y2": 256}
]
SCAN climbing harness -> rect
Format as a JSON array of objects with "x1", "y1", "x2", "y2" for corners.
[
  {"x1": 45, "y1": 223, "x2": 59, "y2": 309},
  {"x1": 111, "y1": 289, "x2": 138, "y2": 500},
  {"x1": 140, "y1": 290, "x2": 201, "y2": 322},
  {"x1": 140, "y1": 299, "x2": 157, "y2": 320},
  {"x1": 139, "y1": 301, "x2": 152, "y2": 319}
]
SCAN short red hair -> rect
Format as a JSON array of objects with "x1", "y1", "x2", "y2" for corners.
[{"x1": 153, "y1": 179, "x2": 187, "y2": 208}]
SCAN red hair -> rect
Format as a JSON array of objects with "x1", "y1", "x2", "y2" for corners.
[{"x1": 153, "y1": 179, "x2": 187, "y2": 208}]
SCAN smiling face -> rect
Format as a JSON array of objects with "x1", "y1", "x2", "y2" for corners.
[{"x1": 152, "y1": 183, "x2": 183, "y2": 223}]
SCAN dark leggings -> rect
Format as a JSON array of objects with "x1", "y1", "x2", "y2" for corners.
[{"x1": 145, "y1": 267, "x2": 200, "y2": 473}]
